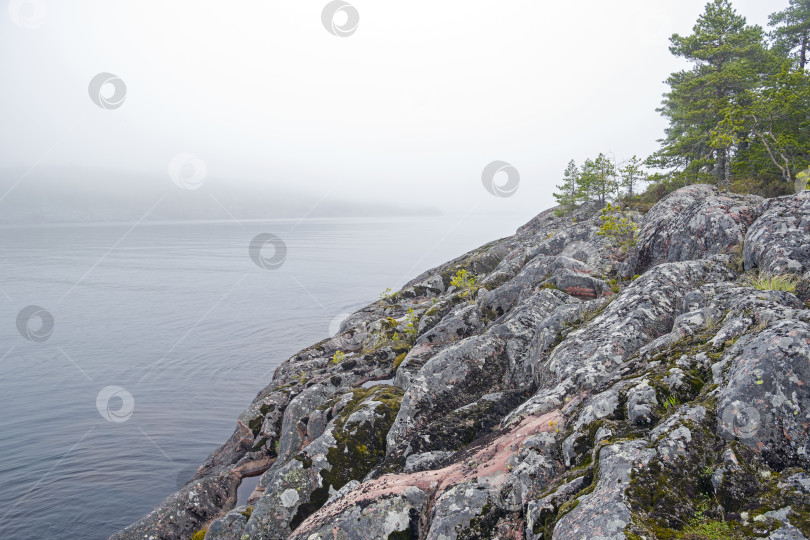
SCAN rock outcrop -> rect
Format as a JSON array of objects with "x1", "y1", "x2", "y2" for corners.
[{"x1": 113, "y1": 186, "x2": 810, "y2": 540}]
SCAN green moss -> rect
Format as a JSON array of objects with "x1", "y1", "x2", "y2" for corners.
[
  {"x1": 248, "y1": 416, "x2": 263, "y2": 436},
  {"x1": 393, "y1": 352, "x2": 407, "y2": 370},
  {"x1": 556, "y1": 497, "x2": 581, "y2": 518},
  {"x1": 321, "y1": 386, "x2": 404, "y2": 491},
  {"x1": 456, "y1": 502, "x2": 504, "y2": 539},
  {"x1": 532, "y1": 450, "x2": 600, "y2": 537},
  {"x1": 639, "y1": 519, "x2": 744, "y2": 539},
  {"x1": 294, "y1": 453, "x2": 313, "y2": 469},
  {"x1": 259, "y1": 403, "x2": 275, "y2": 415},
  {"x1": 788, "y1": 506, "x2": 810, "y2": 536},
  {"x1": 624, "y1": 418, "x2": 792, "y2": 539},
  {"x1": 290, "y1": 386, "x2": 405, "y2": 530},
  {"x1": 190, "y1": 530, "x2": 207, "y2": 540},
  {"x1": 480, "y1": 306, "x2": 499, "y2": 323},
  {"x1": 391, "y1": 341, "x2": 413, "y2": 354},
  {"x1": 240, "y1": 505, "x2": 254, "y2": 519}
]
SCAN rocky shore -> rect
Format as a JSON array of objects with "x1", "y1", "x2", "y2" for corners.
[{"x1": 113, "y1": 185, "x2": 810, "y2": 539}]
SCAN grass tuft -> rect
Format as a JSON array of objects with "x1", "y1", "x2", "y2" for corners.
[{"x1": 739, "y1": 271, "x2": 799, "y2": 292}]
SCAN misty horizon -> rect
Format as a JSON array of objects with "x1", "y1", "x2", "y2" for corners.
[
  {"x1": 1, "y1": 0, "x2": 780, "y2": 228},
  {"x1": 0, "y1": 166, "x2": 444, "y2": 224}
]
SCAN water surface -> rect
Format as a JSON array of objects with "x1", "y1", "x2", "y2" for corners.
[{"x1": 0, "y1": 215, "x2": 520, "y2": 539}]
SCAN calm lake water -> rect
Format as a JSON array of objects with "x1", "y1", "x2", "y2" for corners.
[{"x1": 0, "y1": 215, "x2": 520, "y2": 539}]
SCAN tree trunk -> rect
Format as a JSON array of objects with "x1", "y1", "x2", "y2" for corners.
[
  {"x1": 802, "y1": 32, "x2": 808, "y2": 71},
  {"x1": 724, "y1": 148, "x2": 731, "y2": 191},
  {"x1": 716, "y1": 149, "x2": 726, "y2": 186}
]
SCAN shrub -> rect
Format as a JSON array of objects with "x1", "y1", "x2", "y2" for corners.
[
  {"x1": 450, "y1": 269, "x2": 478, "y2": 300},
  {"x1": 597, "y1": 202, "x2": 639, "y2": 257},
  {"x1": 331, "y1": 351, "x2": 346, "y2": 364},
  {"x1": 403, "y1": 308, "x2": 418, "y2": 339}
]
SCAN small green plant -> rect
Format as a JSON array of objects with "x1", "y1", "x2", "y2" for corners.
[
  {"x1": 403, "y1": 308, "x2": 418, "y2": 339},
  {"x1": 678, "y1": 519, "x2": 739, "y2": 539},
  {"x1": 331, "y1": 350, "x2": 346, "y2": 364},
  {"x1": 597, "y1": 202, "x2": 639, "y2": 256},
  {"x1": 663, "y1": 395, "x2": 679, "y2": 411},
  {"x1": 379, "y1": 287, "x2": 395, "y2": 300},
  {"x1": 450, "y1": 269, "x2": 479, "y2": 300},
  {"x1": 740, "y1": 271, "x2": 799, "y2": 292},
  {"x1": 240, "y1": 505, "x2": 254, "y2": 518},
  {"x1": 191, "y1": 530, "x2": 207, "y2": 540}
]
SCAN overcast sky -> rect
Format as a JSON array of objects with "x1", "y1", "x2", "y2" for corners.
[{"x1": 1, "y1": 0, "x2": 785, "y2": 223}]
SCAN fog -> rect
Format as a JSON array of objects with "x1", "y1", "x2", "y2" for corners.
[{"x1": 1, "y1": 0, "x2": 783, "y2": 224}]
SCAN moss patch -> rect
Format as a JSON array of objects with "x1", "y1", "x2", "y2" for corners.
[
  {"x1": 321, "y1": 386, "x2": 404, "y2": 490},
  {"x1": 240, "y1": 505, "x2": 254, "y2": 519},
  {"x1": 291, "y1": 386, "x2": 405, "y2": 530}
]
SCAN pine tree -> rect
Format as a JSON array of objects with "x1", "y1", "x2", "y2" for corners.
[
  {"x1": 731, "y1": 3, "x2": 810, "y2": 190},
  {"x1": 577, "y1": 153, "x2": 617, "y2": 205},
  {"x1": 770, "y1": 0, "x2": 810, "y2": 70},
  {"x1": 619, "y1": 156, "x2": 647, "y2": 198},
  {"x1": 739, "y1": 64, "x2": 810, "y2": 187},
  {"x1": 553, "y1": 160, "x2": 580, "y2": 215},
  {"x1": 654, "y1": 0, "x2": 767, "y2": 189}
]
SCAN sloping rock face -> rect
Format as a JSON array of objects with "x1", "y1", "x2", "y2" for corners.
[
  {"x1": 113, "y1": 185, "x2": 810, "y2": 540},
  {"x1": 626, "y1": 184, "x2": 763, "y2": 275}
]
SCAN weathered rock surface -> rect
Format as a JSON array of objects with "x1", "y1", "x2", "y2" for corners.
[
  {"x1": 628, "y1": 184, "x2": 762, "y2": 275},
  {"x1": 114, "y1": 185, "x2": 810, "y2": 540},
  {"x1": 745, "y1": 190, "x2": 810, "y2": 275}
]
